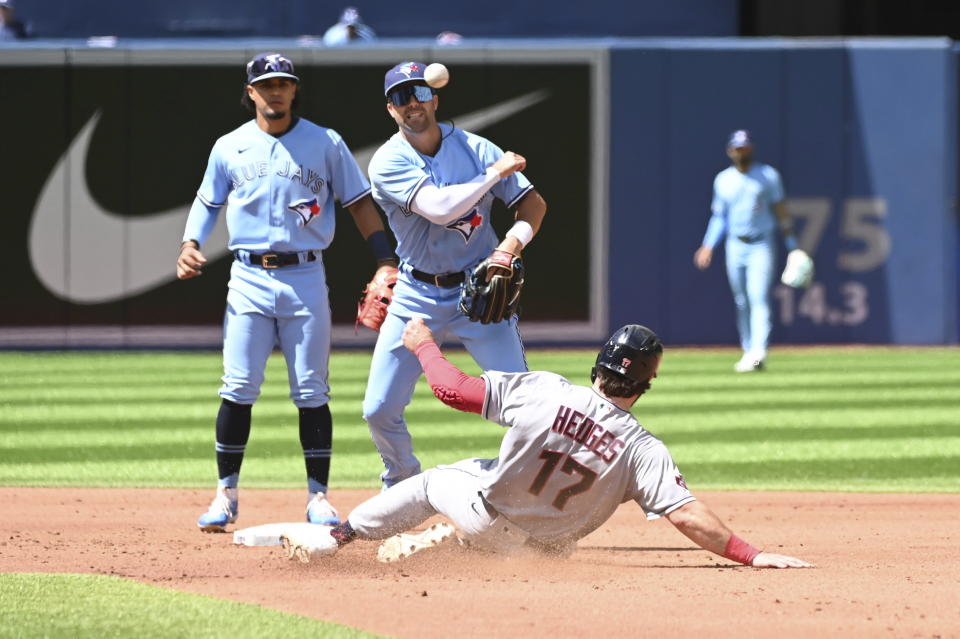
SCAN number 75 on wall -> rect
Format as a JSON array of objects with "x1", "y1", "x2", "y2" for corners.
[{"x1": 787, "y1": 197, "x2": 891, "y2": 272}]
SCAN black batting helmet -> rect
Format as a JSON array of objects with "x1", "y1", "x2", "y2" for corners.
[{"x1": 591, "y1": 324, "x2": 663, "y2": 383}]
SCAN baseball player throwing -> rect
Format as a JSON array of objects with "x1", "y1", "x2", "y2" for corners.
[
  {"x1": 694, "y1": 130, "x2": 799, "y2": 372},
  {"x1": 278, "y1": 318, "x2": 811, "y2": 568},
  {"x1": 176, "y1": 52, "x2": 398, "y2": 532},
  {"x1": 362, "y1": 61, "x2": 548, "y2": 488}
]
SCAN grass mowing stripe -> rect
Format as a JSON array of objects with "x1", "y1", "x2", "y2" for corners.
[
  {"x1": 1, "y1": 348, "x2": 958, "y2": 492},
  {"x1": 0, "y1": 573, "x2": 382, "y2": 639}
]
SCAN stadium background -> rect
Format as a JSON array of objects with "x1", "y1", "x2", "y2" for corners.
[{"x1": 1, "y1": 0, "x2": 957, "y2": 348}]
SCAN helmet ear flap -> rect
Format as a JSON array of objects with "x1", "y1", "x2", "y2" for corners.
[{"x1": 590, "y1": 366, "x2": 598, "y2": 383}]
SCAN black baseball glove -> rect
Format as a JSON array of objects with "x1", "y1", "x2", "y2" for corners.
[{"x1": 458, "y1": 249, "x2": 525, "y2": 324}]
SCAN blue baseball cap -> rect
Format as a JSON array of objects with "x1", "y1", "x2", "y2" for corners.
[
  {"x1": 727, "y1": 129, "x2": 752, "y2": 148},
  {"x1": 246, "y1": 52, "x2": 299, "y2": 84},
  {"x1": 384, "y1": 61, "x2": 427, "y2": 96}
]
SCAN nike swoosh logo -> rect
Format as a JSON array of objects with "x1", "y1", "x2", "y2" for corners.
[{"x1": 29, "y1": 90, "x2": 550, "y2": 304}]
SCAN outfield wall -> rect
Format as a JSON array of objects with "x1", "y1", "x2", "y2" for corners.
[
  {"x1": 0, "y1": 39, "x2": 956, "y2": 347},
  {"x1": 609, "y1": 38, "x2": 958, "y2": 346}
]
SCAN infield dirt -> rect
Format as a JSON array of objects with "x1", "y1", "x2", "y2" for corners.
[{"x1": 2, "y1": 488, "x2": 957, "y2": 638}]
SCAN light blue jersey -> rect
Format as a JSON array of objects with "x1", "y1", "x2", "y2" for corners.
[
  {"x1": 700, "y1": 161, "x2": 785, "y2": 363},
  {"x1": 180, "y1": 116, "x2": 371, "y2": 410},
  {"x1": 183, "y1": 118, "x2": 370, "y2": 251},
  {"x1": 363, "y1": 123, "x2": 535, "y2": 487},
  {"x1": 369, "y1": 123, "x2": 532, "y2": 274},
  {"x1": 703, "y1": 163, "x2": 784, "y2": 247}
]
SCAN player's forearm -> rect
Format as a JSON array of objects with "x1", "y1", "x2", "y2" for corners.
[
  {"x1": 411, "y1": 169, "x2": 500, "y2": 225},
  {"x1": 413, "y1": 340, "x2": 485, "y2": 414},
  {"x1": 347, "y1": 196, "x2": 386, "y2": 238},
  {"x1": 497, "y1": 190, "x2": 546, "y2": 254},
  {"x1": 666, "y1": 500, "x2": 759, "y2": 564},
  {"x1": 348, "y1": 197, "x2": 398, "y2": 266},
  {"x1": 701, "y1": 214, "x2": 726, "y2": 249},
  {"x1": 182, "y1": 197, "x2": 221, "y2": 247},
  {"x1": 773, "y1": 201, "x2": 798, "y2": 251},
  {"x1": 513, "y1": 189, "x2": 546, "y2": 234}
]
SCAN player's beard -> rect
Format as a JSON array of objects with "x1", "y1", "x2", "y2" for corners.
[{"x1": 263, "y1": 107, "x2": 287, "y2": 120}]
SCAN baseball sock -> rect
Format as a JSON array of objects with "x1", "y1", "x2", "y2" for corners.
[
  {"x1": 299, "y1": 404, "x2": 332, "y2": 493},
  {"x1": 330, "y1": 521, "x2": 357, "y2": 546},
  {"x1": 215, "y1": 399, "x2": 252, "y2": 485}
]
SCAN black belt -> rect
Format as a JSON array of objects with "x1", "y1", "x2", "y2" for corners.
[
  {"x1": 735, "y1": 234, "x2": 763, "y2": 243},
  {"x1": 236, "y1": 250, "x2": 318, "y2": 269},
  {"x1": 411, "y1": 268, "x2": 465, "y2": 288}
]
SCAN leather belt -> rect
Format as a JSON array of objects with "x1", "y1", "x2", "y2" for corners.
[
  {"x1": 235, "y1": 250, "x2": 318, "y2": 269},
  {"x1": 411, "y1": 268, "x2": 465, "y2": 288},
  {"x1": 735, "y1": 234, "x2": 763, "y2": 243}
]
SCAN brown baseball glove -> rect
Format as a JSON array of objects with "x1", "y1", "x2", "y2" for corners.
[{"x1": 356, "y1": 265, "x2": 400, "y2": 332}]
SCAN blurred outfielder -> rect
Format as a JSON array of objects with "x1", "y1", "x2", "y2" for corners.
[
  {"x1": 278, "y1": 318, "x2": 811, "y2": 569},
  {"x1": 693, "y1": 130, "x2": 811, "y2": 372},
  {"x1": 176, "y1": 52, "x2": 398, "y2": 532}
]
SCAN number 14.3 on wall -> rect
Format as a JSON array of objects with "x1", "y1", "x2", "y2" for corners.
[{"x1": 774, "y1": 281, "x2": 868, "y2": 327}]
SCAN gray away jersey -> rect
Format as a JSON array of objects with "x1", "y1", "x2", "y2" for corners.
[{"x1": 480, "y1": 370, "x2": 695, "y2": 545}]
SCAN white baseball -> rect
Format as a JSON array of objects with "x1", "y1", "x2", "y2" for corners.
[{"x1": 424, "y1": 63, "x2": 449, "y2": 89}]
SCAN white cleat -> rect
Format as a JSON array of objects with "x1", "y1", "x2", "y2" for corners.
[
  {"x1": 377, "y1": 522, "x2": 458, "y2": 563},
  {"x1": 305, "y1": 492, "x2": 340, "y2": 525},
  {"x1": 279, "y1": 525, "x2": 338, "y2": 564},
  {"x1": 197, "y1": 486, "x2": 238, "y2": 533},
  {"x1": 734, "y1": 354, "x2": 765, "y2": 373}
]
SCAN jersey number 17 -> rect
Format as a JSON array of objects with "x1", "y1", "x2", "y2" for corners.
[{"x1": 528, "y1": 449, "x2": 598, "y2": 511}]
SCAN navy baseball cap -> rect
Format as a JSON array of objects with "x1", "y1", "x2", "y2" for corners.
[
  {"x1": 246, "y1": 52, "x2": 299, "y2": 84},
  {"x1": 384, "y1": 61, "x2": 427, "y2": 96},
  {"x1": 727, "y1": 129, "x2": 752, "y2": 148}
]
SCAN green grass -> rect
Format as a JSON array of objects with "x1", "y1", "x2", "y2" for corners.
[
  {"x1": 0, "y1": 573, "x2": 383, "y2": 639},
  {"x1": 0, "y1": 347, "x2": 958, "y2": 492},
  {"x1": 1, "y1": 346, "x2": 958, "y2": 638}
]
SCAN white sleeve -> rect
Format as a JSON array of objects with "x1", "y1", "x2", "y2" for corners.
[{"x1": 410, "y1": 167, "x2": 501, "y2": 225}]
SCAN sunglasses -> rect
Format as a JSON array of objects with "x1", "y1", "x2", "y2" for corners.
[{"x1": 388, "y1": 84, "x2": 434, "y2": 107}]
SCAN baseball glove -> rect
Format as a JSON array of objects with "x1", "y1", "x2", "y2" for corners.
[
  {"x1": 458, "y1": 249, "x2": 524, "y2": 324},
  {"x1": 780, "y1": 249, "x2": 815, "y2": 289},
  {"x1": 356, "y1": 265, "x2": 400, "y2": 331}
]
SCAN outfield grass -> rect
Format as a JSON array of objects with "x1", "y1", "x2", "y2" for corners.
[
  {"x1": 0, "y1": 347, "x2": 958, "y2": 492},
  {"x1": 0, "y1": 573, "x2": 383, "y2": 639}
]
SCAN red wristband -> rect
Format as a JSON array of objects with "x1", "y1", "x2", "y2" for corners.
[{"x1": 723, "y1": 534, "x2": 760, "y2": 565}]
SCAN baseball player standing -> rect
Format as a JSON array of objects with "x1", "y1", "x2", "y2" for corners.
[
  {"x1": 278, "y1": 318, "x2": 811, "y2": 568},
  {"x1": 362, "y1": 61, "x2": 548, "y2": 488},
  {"x1": 693, "y1": 130, "x2": 798, "y2": 372},
  {"x1": 176, "y1": 52, "x2": 398, "y2": 532}
]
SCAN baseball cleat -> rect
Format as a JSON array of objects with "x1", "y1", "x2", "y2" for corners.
[
  {"x1": 305, "y1": 492, "x2": 340, "y2": 525},
  {"x1": 734, "y1": 354, "x2": 765, "y2": 373},
  {"x1": 376, "y1": 522, "x2": 458, "y2": 563},
  {"x1": 197, "y1": 486, "x2": 238, "y2": 532},
  {"x1": 279, "y1": 525, "x2": 338, "y2": 563}
]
